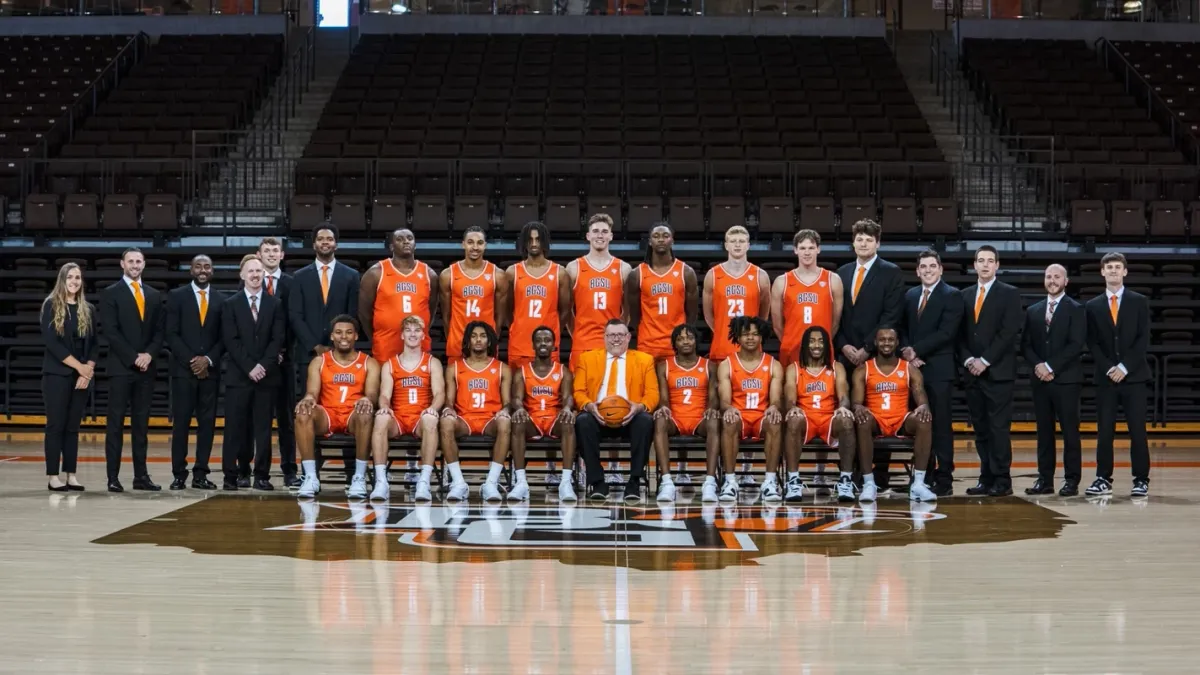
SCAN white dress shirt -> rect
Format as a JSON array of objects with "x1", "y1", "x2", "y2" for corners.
[
  {"x1": 245, "y1": 288, "x2": 262, "y2": 314},
  {"x1": 122, "y1": 275, "x2": 141, "y2": 294},
  {"x1": 855, "y1": 255, "x2": 878, "y2": 278},
  {"x1": 1042, "y1": 292, "x2": 1065, "y2": 373},
  {"x1": 597, "y1": 353, "x2": 628, "y2": 400},
  {"x1": 265, "y1": 268, "x2": 282, "y2": 296},
  {"x1": 1107, "y1": 287, "x2": 1128, "y2": 375}
]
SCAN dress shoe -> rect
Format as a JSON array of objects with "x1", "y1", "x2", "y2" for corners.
[
  {"x1": 48, "y1": 482, "x2": 69, "y2": 493},
  {"x1": 132, "y1": 477, "x2": 162, "y2": 491},
  {"x1": 623, "y1": 478, "x2": 642, "y2": 502},
  {"x1": 1059, "y1": 481, "x2": 1079, "y2": 497},
  {"x1": 587, "y1": 482, "x2": 610, "y2": 500},
  {"x1": 1024, "y1": 478, "x2": 1054, "y2": 495},
  {"x1": 237, "y1": 476, "x2": 251, "y2": 489},
  {"x1": 107, "y1": 481, "x2": 124, "y2": 493},
  {"x1": 192, "y1": 477, "x2": 217, "y2": 490},
  {"x1": 169, "y1": 478, "x2": 188, "y2": 491},
  {"x1": 66, "y1": 478, "x2": 85, "y2": 492},
  {"x1": 253, "y1": 478, "x2": 274, "y2": 491},
  {"x1": 987, "y1": 484, "x2": 1014, "y2": 497},
  {"x1": 931, "y1": 482, "x2": 954, "y2": 497},
  {"x1": 222, "y1": 480, "x2": 239, "y2": 491},
  {"x1": 283, "y1": 473, "x2": 301, "y2": 489},
  {"x1": 965, "y1": 482, "x2": 992, "y2": 496}
]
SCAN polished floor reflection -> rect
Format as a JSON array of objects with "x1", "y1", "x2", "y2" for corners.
[{"x1": 3, "y1": 435, "x2": 1199, "y2": 673}]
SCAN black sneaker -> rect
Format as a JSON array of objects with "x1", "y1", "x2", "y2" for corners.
[
  {"x1": 1085, "y1": 477, "x2": 1113, "y2": 496},
  {"x1": 1131, "y1": 479, "x2": 1149, "y2": 497}
]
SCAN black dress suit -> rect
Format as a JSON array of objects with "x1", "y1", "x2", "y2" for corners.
[
  {"x1": 900, "y1": 281, "x2": 963, "y2": 486},
  {"x1": 165, "y1": 284, "x2": 226, "y2": 480},
  {"x1": 1085, "y1": 288, "x2": 1151, "y2": 482},
  {"x1": 957, "y1": 280, "x2": 1023, "y2": 490},
  {"x1": 221, "y1": 289, "x2": 285, "y2": 482},
  {"x1": 99, "y1": 278, "x2": 165, "y2": 482},
  {"x1": 1021, "y1": 294, "x2": 1086, "y2": 484},
  {"x1": 289, "y1": 260, "x2": 361, "y2": 361},
  {"x1": 242, "y1": 271, "x2": 297, "y2": 477},
  {"x1": 835, "y1": 257, "x2": 905, "y2": 363},
  {"x1": 41, "y1": 300, "x2": 99, "y2": 476}
]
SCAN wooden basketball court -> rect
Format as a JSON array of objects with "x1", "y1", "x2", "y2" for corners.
[{"x1": 3, "y1": 432, "x2": 1199, "y2": 672}]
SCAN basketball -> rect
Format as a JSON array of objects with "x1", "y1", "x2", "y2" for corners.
[{"x1": 597, "y1": 396, "x2": 631, "y2": 427}]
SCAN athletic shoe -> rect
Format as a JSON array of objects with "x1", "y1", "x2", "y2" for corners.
[
  {"x1": 783, "y1": 475, "x2": 805, "y2": 503},
  {"x1": 508, "y1": 480, "x2": 531, "y2": 502},
  {"x1": 558, "y1": 480, "x2": 578, "y2": 502},
  {"x1": 836, "y1": 476, "x2": 856, "y2": 503},
  {"x1": 656, "y1": 477, "x2": 677, "y2": 503},
  {"x1": 412, "y1": 480, "x2": 432, "y2": 502},
  {"x1": 760, "y1": 476, "x2": 783, "y2": 503},
  {"x1": 719, "y1": 476, "x2": 739, "y2": 502},
  {"x1": 1131, "y1": 479, "x2": 1149, "y2": 497},
  {"x1": 909, "y1": 481, "x2": 938, "y2": 502},
  {"x1": 1085, "y1": 477, "x2": 1113, "y2": 496},
  {"x1": 859, "y1": 482, "x2": 878, "y2": 502},
  {"x1": 481, "y1": 481, "x2": 504, "y2": 502},
  {"x1": 811, "y1": 470, "x2": 832, "y2": 496},
  {"x1": 348, "y1": 475, "x2": 368, "y2": 500},
  {"x1": 445, "y1": 481, "x2": 470, "y2": 502},
  {"x1": 674, "y1": 472, "x2": 692, "y2": 485},
  {"x1": 546, "y1": 472, "x2": 561, "y2": 486},
  {"x1": 606, "y1": 471, "x2": 623, "y2": 485},
  {"x1": 369, "y1": 479, "x2": 390, "y2": 502},
  {"x1": 701, "y1": 476, "x2": 719, "y2": 503},
  {"x1": 738, "y1": 464, "x2": 757, "y2": 487},
  {"x1": 297, "y1": 475, "x2": 320, "y2": 499}
]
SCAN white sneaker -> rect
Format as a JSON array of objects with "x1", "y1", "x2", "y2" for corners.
[
  {"x1": 558, "y1": 480, "x2": 578, "y2": 502},
  {"x1": 738, "y1": 465, "x2": 757, "y2": 486},
  {"x1": 760, "y1": 476, "x2": 782, "y2": 503},
  {"x1": 546, "y1": 472, "x2": 561, "y2": 486},
  {"x1": 783, "y1": 475, "x2": 805, "y2": 502},
  {"x1": 909, "y1": 482, "x2": 938, "y2": 502},
  {"x1": 369, "y1": 479, "x2": 390, "y2": 502},
  {"x1": 656, "y1": 477, "x2": 677, "y2": 503},
  {"x1": 348, "y1": 475, "x2": 368, "y2": 499},
  {"x1": 481, "y1": 481, "x2": 504, "y2": 502},
  {"x1": 836, "y1": 476, "x2": 856, "y2": 502},
  {"x1": 297, "y1": 475, "x2": 320, "y2": 499},
  {"x1": 412, "y1": 479, "x2": 432, "y2": 502},
  {"x1": 719, "y1": 476, "x2": 739, "y2": 502},
  {"x1": 445, "y1": 481, "x2": 469, "y2": 502},
  {"x1": 508, "y1": 480, "x2": 530, "y2": 501},
  {"x1": 860, "y1": 482, "x2": 878, "y2": 502},
  {"x1": 701, "y1": 476, "x2": 719, "y2": 503}
]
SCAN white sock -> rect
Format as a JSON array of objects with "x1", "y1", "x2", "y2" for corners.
[
  {"x1": 661, "y1": 473, "x2": 672, "y2": 484},
  {"x1": 448, "y1": 462, "x2": 465, "y2": 484},
  {"x1": 355, "y1": 460, "x2": 367, "y2": 479},
  {"x1": 864, "y1": 474, "x2": 877, "y2": 487},
  {"x1": 840, "y1": 471, "x2": 853, "y2": 480},
  {"x1": 914, "y1": 470, "x2": 927, "y2": 485},
  {"x1": 764, "y1": 472, "x2": 775, "y2": 483},
  {"x1": 486, "y1": 461, "x2": 503, "y2": 484},
  {"x1": 374, "y1": 465, "x2": 388, "y2": 482},
  {"x1": 788, "y1": 471, "x2": 800, "y2": 481},
  {"x1": 302, "y1": 460, "x2": 316, "y2": 477},
  {"x1": 516, "y1": 469, "x2": 527, "y2": 484},
  {"x1": 562, "y1": 469, "x2": 573, "y2": 483},
  {"x1": 420, "y1": 465, "x2": 434, "y2": 483}
]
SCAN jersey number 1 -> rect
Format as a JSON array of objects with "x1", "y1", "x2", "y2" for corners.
[
  {"x1": 746, "y1": 392, "x2": 760, "y2": 409},
  {"x1": 657, "y1": 297, "x2": 669, "y2": 316}
]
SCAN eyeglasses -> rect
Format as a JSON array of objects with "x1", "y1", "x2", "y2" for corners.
[{"x1": 606, "y1": 333, "x2": 630, "y2": 341}]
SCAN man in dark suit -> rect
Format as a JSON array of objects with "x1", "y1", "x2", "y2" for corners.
[
  {"x1": 1021, "y1": 264, "x2": 1086, "y2": 497},
  {"x1": 1084, "y1": 252, "x2": 1152, "y2": 498},
  {"x1": 835, "y1": 219, "x2": 904, "y2": 487},
  {"x1": 245, "y1": 236, "x2": 296, "y2": 487},
  {"x1": 958, "y1": 245, "x2": 1023, "y2": 497},
  {"x1": 900, "y1": 249, "x2": 963, "y2": 496},
  {"x1": 164, "y1": 255, "x2": 225, "y2": 491},
  {"x1": 221, "y1": 254, "x2": 286, "y2": 491},
  {"x1": 100, "y1": 247, "x2": 165, "y2": 493}
]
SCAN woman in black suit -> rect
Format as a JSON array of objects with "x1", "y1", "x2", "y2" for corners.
[{"x1": 41, "y1": 262, "x2": 99, "y2": 492}]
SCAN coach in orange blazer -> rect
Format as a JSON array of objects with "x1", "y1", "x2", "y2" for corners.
[{"x1": 573, "y1": 318, "x2": 659, "y2": 500}]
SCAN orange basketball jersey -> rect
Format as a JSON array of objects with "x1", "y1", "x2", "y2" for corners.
[
  {"x1": 453, "y1": 357, "x2": 503, "y2": 418},
  {"x1": 709, "y1": 263, "x2": 764, "y2": 363},
  {"x1": 523, "y1": 362, "x2": 564, "y2": 418},
  {"x1": 389, "y1": 352, "x2": 434, "y2": 415},
  {"x1": 865, "y1": 358, "x2": 910, "y2": 423},
  {"x1": 730, "y1": 353, "x2": 773, "y2": 413},
  {"x1": 446, "y1": 261, "x2": 498, "y2": 360},
  {"x1": 571, "y1": 256, "x2": 624, "y2": 356},
  {"x1": 317, "y1": 351, "x2": 370, "y2": 418},
  {"x1": 509, "y1": 262, "x2": 561, "y2": 365},
  {"x1": 797, "y1": 366, "x2": 837, "y2": 415},
  {"x1": 665, "y1": 356, "x2": 710, "y2": 418},
  {"x1": 637, "y1": 260, "x2": 687, "y2": 359},
  {"x1": 373, "y1": 259, "x2": 433, "y2": 361},
  {"x1": 780, "y1": 268, "x2": 836, "y2": 367}
]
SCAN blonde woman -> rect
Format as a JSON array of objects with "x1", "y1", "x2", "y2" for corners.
[{"x1": 40, "y1": 263, "x2": 99, "y2": 492}]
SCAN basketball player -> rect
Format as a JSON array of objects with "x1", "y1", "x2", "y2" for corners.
[
  {"x1": 850, "y1": 327, "x2": 936, "y2": 503},
  {"x1": 708, "y1": 316, "x2": 783, "y2": 503},
  {"x1": 440, "y1": 321, "x2": 512, "y2": 501},
  {"x1": 653, "y1": 324, "x2": 719, "y2": 503},
  {"x1": 703, "y1": 225, "x2": 771, "y2": 484},
  {"x1": 371, "y1": 315, "x2": 444, "y2": 502},
  {"x1": 783, "y1": 326, "x2": 855, "y2": 503},
  {"x1": 511, "y1": 326, "x2": 577, "y2": 502},
  {"x1": 440, "y1": 226, "x2": 507, "y2": 364},
  {"x1": 294, "y1": 315, "x2": 381, "y2": 499},
  {"x1": 358, "y1": 228, "x2": 437, "y2": 363}
]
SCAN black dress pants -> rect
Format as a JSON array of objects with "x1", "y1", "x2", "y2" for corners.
[
  {"x1": 964, "y1": 376, "x2": 1014, "y2": 489},
  {"x1": 925, "y1": 378, "x2": 955, "y2": 485},
  {"x1": 1031, "y1": 380, "x2": 1082, "y2": 484},
  {"x1": 1095, "y1": 380, "x2": 1150, "y2": 482},
  {"x1": 170, "y1": 374, "x2": 219, "y2": 479},
  {"x1": 240, "y1": 360, "x2": 297, "y2": 477},
  {"x1": 43, "y1": 374, "x2": 89, "y2": 475},
  {"x1": 104, "y1": 371, "x2": 154, "y2": 482},
  {"x1": 576, "y1": 411, "x2": 653, "y2": 485},
  {"x1": 223, "y1": 384, "x2": 275, "y2": 481}
]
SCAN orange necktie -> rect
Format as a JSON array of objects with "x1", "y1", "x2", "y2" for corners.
[
  {"x1": 266, "y1": 276, "x2": 275, "y2": 296},
  {"x1": 918, "y1": 288, "x2": 929, "y2": 317},
  {"x1": 1109, "y1": 294, "x2": 1119, "y2": 324},
  {"x1": 974, "y1": 285, "x2": 986, "y2": 321},
  {"x1": 604, "y1": 356, "x2": 620, "y2": 400},
  {"x1": 198, "y1": 290, "x2": 208, "y2": 326},
  {"x1": 851, "y1": 266, "x2": 865, "y2": 304},
  {"x1": 131, "y1": 281, "x2": 145, "y2": 320},
  {"x1": 320, "y1": 265, "x2": 330, "y2": 304}
]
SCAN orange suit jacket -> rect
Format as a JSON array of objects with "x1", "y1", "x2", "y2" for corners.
[{"x1": 572, "y1": 348, "x2": 660, "y2": 411}]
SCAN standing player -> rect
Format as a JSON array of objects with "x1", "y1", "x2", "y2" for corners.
[
  {"x1": 440, "y1": 321, "x2": 512, "y2": 502},
  {"x1": 440, "y1": 226, "x2": 507, "y2": 365},
  {"x1": 709, "y1": 316, "x2": 783, "y2": 503},
  {"x1": 371, "y1": 315, "x2": 444, "y2": 502},
  {"x1": 506, "y1": 222, "x2": 572, "y2": 368},
  {"x1": 626, "y1": 223, "x2": 699, "y2": 359},
  {"x1": 783, "y1": 326, "x2": 855, "y2": 503},
  {"x1": 294, "y1": 315, "x2": 380, "y2": 499},
  {"x1": 358, "y1": 229, "x2": 438, "y2": 363},
  {"x1": 850, "y1": 327, "x2": 936, "y2": 503},
  {"x1": 652, "y1": 325, "x2": 719, "y2": 503},
  {"x1": 511, "y1": 326, "x2": 577, "y2": 502}
]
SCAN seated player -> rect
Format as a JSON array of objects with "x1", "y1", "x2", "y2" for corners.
[
  {"x1": 439, "y1": 321, "x2": 512, "y2": 501},
  {"x1": 294, "y1": 315, "x2": 380, "y2": 499},
  {"x1": 711, "y1": 316, "x2": 784, "y2": 503},
  {"x1": 653, "y1": 324, "x2": 719, "y2": 503},
  {"x1": 851, "y1": 327, "x2": 936, "y2": 503},
  {"x1": 511, "y1": 326, "x2": 577, "y2": 502},
  {"x1": 783, "y1": 326, "x2": 856, "y2": 503},
  {"x1": 371, "y1": 315, "x2": 444, "y2": 502}
]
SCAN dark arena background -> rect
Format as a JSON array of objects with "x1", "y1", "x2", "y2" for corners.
[{"x1": 3, "y1": 0, "x2": 1200, "y2": 671}]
